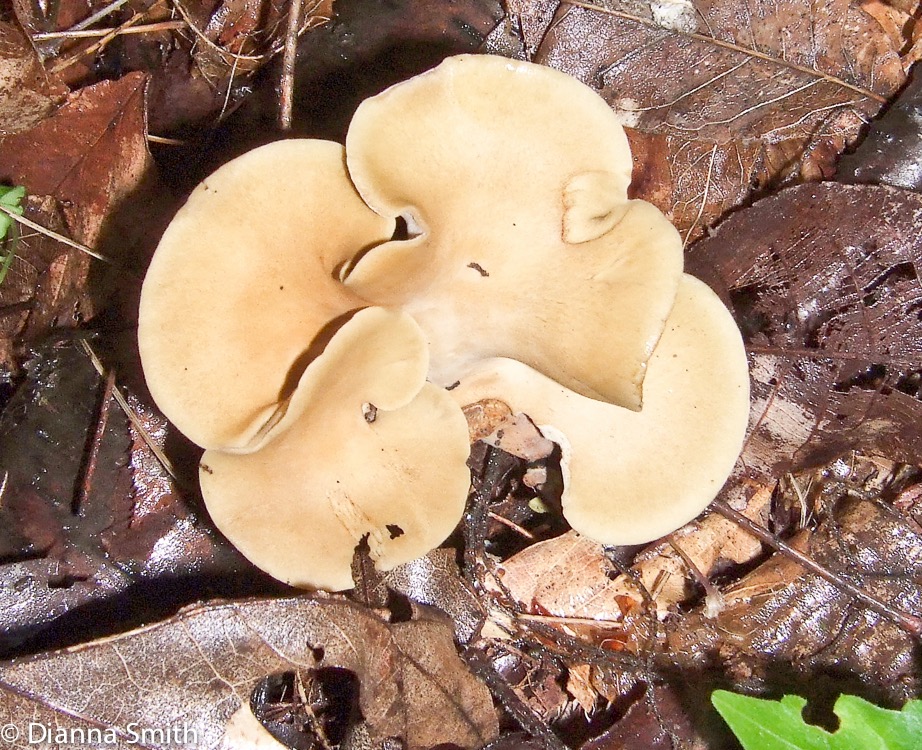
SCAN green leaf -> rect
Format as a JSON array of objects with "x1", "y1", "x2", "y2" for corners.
[
  {"x1": 712, "y1": 691, "x2": 922, "y2": 750},
  {"x1": 0, "y1": 185, "x2": 25, "y2": 242}
]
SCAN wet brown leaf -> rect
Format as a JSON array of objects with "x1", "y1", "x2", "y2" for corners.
[
  {"x1": 502, "y1": 0, "x2": 911, "y2": 240},
  {"x1": 0, "y1": 597, "x2": 499, "y2": 749},
  {"x1": 0, "y1": 340, "x2": 264, "y2": 655},
  {"x1": 668, "y1": 496, "x2": 922, "y2": 702},
  {"x1": 688, "y1": 182, "x2": 922, "y2": 477},
  {"x1": 580, "y1": 685, "x2": 705, "y2": 750},
  {"x1": 837, "y1": 69, "x2": 922, "y2": 190}
]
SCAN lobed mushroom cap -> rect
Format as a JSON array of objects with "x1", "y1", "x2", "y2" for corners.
[
  {"x1": 199, "y1": 308, "x2": 472, "y2": 591},
  {"x1": 138, "y1": 140, "x2": 394, "y2": 451},
  {"x1": 344, "y1": 54, "x2": 683, "y2": 411},
  {"x1": 448, "y1": 274, "x2": 751, "y2": 545}
]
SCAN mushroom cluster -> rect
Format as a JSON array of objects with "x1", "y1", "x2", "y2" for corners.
[{"x1": 138, "y1": 55, "x2": 750, "y2": 591}]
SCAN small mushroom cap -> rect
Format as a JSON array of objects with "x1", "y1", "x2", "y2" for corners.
[
  {"x1": 344, "y1": 55, "x2": 682, "y2": 410},
  {"x1": 448, "y1": 274, "x2": 750, "y2": 545},
  {"x1": 199, "y1": 307, "x2": 472, "y2": 591},
  {"x1": 138, "y1": 140, "x2": 394, "y2": 451}
]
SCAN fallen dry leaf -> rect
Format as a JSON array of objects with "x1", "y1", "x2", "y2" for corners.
[
  {"x1": 688, "y1": 182, "x2": 922, "y2": 478},
  {"x1": 0, "y1": 21, "x2": 65, "y2": 135},
  {"x1": 495, "y1": 494, "x2": 768, "y2": 630},
  {"x1": 0, "y1": 596, "x2": 499, "y2": 750},
  {"x1": 0, "y1": 196, "x2": 90, "y2": 375},
  {"x1": 502, "y1": 0, "x2": 910, "y2": 241},
  {"x1": 0, "y1": 72, "x2": 157, "y2": 255}
]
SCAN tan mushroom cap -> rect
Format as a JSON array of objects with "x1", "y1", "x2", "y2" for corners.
[
  {"x1": 199, "y1": 308, "x2": 472, "y2": 591},
  {"x1": 344, "y1": 54, "x2": 682, "y2": 410},
  {"x1": 138, "y1": 140, "x2": 394, "y2": 451},
  {"x1": 448, "y1": 275, "x2": 750, "y2": 545}
]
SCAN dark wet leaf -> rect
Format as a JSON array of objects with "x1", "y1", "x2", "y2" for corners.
[
  {"x1": 0, "y1": 339, "x2": 271, "y2": 656},
  {"x1": 501, "y1": 0, "x2": 910, "y2": 241},
  {"x1": 669, "y1": 496, "x2": 922, "y2": 702},
  {"x1": 581, "y1": 685, "x2": 701, "y2": 750},
  {"x1": 0, "y1": 597, "x2": 499, "y2": 749},
  {"x1": 837, "y1": 70, "x2": 922, "y2": 191},
  {"x1": 688, "y1": 182, "x2": 922, "y2": 477}
]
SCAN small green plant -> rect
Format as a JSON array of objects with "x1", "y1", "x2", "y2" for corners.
[
  {"x1": 712, "y1": 689, "x2": 922, "y2": 750},
  {"x1": 0, "y1": 185, "x2": 25, "y2": 284}
]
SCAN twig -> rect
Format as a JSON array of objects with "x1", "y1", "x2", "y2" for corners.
[
  {"x1": 712, "y1": 499, "x2": 922, "y2": 639},
  {"x1": 518, "y1": 613, "x2": 625, "y2": 627},
  {"x1": 0, "y1": 204, "x2": 112, "y2": 264},
  {"x1": 73, "y1": 369, "x2": 116, "y2": 515},
  {"x1": 147, "y1": 134, "x2": 186, "y2": 146},
  {"x1": 667, "y1": 533, "x2": 725, "y2": 618},
  {"x1": 49, "y1": 3, "x2": 162, "y2": 74},
  {"x1": 33, "y1": 21, "x2": 185, "y2": 40},
  {"x1": 279, "y1": 0, "x2": 303, "y2": 130},
  {"x1": 79, "y1": 340, "x2": 180, "y2": 483},
  {"x1": 0, "y1": 470, "x2": 9, "y2": 509},
  {"x1": 461, "y1": 646, "x2": 569, "y2": 750},
  {"x1": 70, "y1": 0, "x2": 132, "y2": 32},
  {"x1": 487, "y1": 510, "x2": 535, "y2": 539}
]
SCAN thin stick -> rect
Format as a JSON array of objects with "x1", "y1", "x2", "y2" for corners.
[
  {"x1": 33, "y1": 21, "x2": 185, "y2": 40},
  {"x1": 487, "y1": 510, "x2": 535, "y2": 539},
  {"x1": 50, "y1": 7, "x2": 154, "y2": 74},
  {"x1": 279, "y1": 0, "x2": 303, "y2": 130},
  {"x1": 461, "y1": 646, "x2": 569, "y2": 750},
  {"x1": 74, "y1": 369, "x2": 116, "y2": 515},
  {"x1": 712, "y1": 499, "x2": 922, "y2": 639},
  {"x1": 70, "y1": 0, "x2": 132, "y2": 32},
  {"x1": 147, "y1": 134, "x2": 186, "y2": 146},
  {"x1": 0, "y1": 204, "x2": 112, "y2": 263},
  {"x1": 668, "y1": 533, "x2": 725, "y2": 618},
  {"x1": 518, "y1": 613, "x2": 625, "y2": 627},
  {"x1": 79, "y1": 340, "x2": 180, "y2": 482}
]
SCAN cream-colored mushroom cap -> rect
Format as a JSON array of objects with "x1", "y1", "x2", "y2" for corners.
[
  {"x1": 448, "y1": 275, "x2": 750, "y2": 545},
  {"x1": 199, "y1": 308, "x2": 472, "y2": 591},
  {"x1": 344, "y1": 54, "x2": 683, "y2": 410},
  {"x1": 138, "y1": 139, "x2": 394, "y2": 451}
]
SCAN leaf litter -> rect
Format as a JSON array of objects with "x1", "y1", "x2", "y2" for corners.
[{"x1": 1, "y1": 0, "x2": 922, "y2": 747}]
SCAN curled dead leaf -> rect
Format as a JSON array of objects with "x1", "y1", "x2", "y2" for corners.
[{"x1": 0, "y1": 596, "x2": 499, "y2": 749}]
